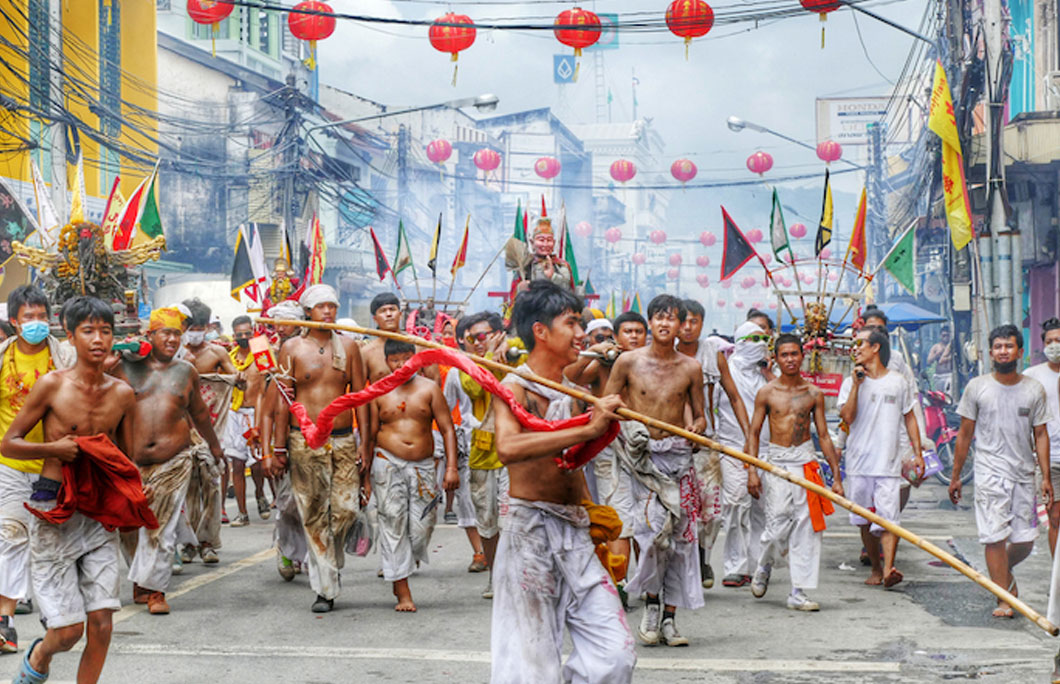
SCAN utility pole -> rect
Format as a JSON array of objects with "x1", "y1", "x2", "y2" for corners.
[
  {"x1": 279, "y1": 74, "x2": 302, "y2": 270},
  {"x1": 397, "y1": 123, "x2": 409, "y2": 231},
  {"x1": 865, "y1": 122, "x2": 888, "y2": 293},
  {"x1": 983, "y1": 0, "x2": 1013, "y2": 329}
]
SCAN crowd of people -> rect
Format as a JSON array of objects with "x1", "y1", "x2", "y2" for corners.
[{"x1": 0, "y1": 278, "x2": 1056, "y2": 684}]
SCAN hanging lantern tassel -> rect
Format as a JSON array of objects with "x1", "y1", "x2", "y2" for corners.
[
  {"x1": 820, "y1": 13, "x2": 826, "y2": 49},
  {"x1": 684, "y1": 36, "x2": 691, "y2": 61},
  {"x1": 451, "y1": 53, "x2": 459, "y2": 87},
  {"x1": 211, "y1": 22, "x2": 218, "y2": 57},
  {"x1": 305, "y1": 39, "x2": 317, "y2": 71}
]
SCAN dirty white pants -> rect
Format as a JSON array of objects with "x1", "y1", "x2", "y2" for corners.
[
  {"x1": 0, "y1": 465, "x2": 36, "y2": 601},
  {"x1": 756, "y1": 443, "x2": 821, "y2": 590},
  {"x1": 721, "y1": 451, "x2": 765, "y2": 577},
  {"x1": 372, "y1": 449, "x2": 437, "y2": 582}
]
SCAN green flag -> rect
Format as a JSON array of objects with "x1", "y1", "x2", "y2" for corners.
[
  {"x1": 394, "y1": 221, "x2": 415, "y2": 276},
  {"x1": 513, "y1": 200, "x2": 525, "y2": 242},
  {"x1": 562, "y1": 216, "x2": 579, "y2": 285},
  {"x1": 138, "y1": 167, "x2": 163, "y2": 239},
  {"x1": 883, "y1": 225, "x2": 915, "y2": 295}
]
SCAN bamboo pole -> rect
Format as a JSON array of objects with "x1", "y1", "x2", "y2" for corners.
[{"x1": 256, "y1": 317, "x2": 1058, "y2": 636}]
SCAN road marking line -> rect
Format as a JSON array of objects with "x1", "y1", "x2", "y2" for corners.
[
  {"x1": 109, "y1": 644, "x2": 900, "y2": 672},
  {"x1": 113, "y1": 548, "x2": 273, "y2": 625}
]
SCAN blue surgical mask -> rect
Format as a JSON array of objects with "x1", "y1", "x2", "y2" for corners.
[
  {"x1": 19, "y1": 320, "x2": 49, "y2": 345},
  {"x1": 205, "y1": 330, "x2": 220, "y2": 342}
]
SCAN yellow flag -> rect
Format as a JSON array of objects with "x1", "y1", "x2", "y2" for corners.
[
  {"x1": 68, "y1": 153, "x2": 87, "y2": 224},
  {"x1": 100, "y1": 178, "x2": 126, "y2": 239},
  {"x1": 928, "y1": 60, "x2": 974, "y2": 251}
]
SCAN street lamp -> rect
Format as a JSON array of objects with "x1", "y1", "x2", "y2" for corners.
[
  {"x1": 727, "y1": 115, "x2": 863, "y2": 170},
  {"x1": 305, "y1": 93, "x2": 499, "y2": 138}
]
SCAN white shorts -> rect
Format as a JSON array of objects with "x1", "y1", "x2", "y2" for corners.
[
  {"x1": 846, "y1": 475, "x2": 902, "y2": 536},
  {"x1": 974, "y1": 471, "x2": 1038, "y2": 545},
  {"x1": 469, "y1": 467, "x2": 509, "y2": 538},
  {"x1": 0, "y1": 465, "x2": 37, "y2": 600},
  {"x1": 222, "y1": 407, "x2": 259, "y2": 463},
  {"x1": 29, "y1": 501, "x2": 121, "y2": 629}
]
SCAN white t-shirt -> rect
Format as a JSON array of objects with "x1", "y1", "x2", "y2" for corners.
[
  {"x1": 1024, "y1": 363, "x2": 1060, "y2": 465},
  {"x1": 837, "y1": 370, "x2": 916, "y2": 477},
  {"x1": 958, "y1": 374, "x2": 1050, "y2": 482}
]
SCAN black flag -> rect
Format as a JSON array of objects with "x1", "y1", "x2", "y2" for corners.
[
  {"x1": 719, "y1": 206, "x2": 756, "y2": 281},
  {"x1": 370, "y1": 227, "x2": 392, "y2": 282}
]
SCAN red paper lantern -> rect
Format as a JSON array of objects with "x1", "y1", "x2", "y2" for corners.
[
  {"x1": 429, "y1": 13, "x2": 476, "y2": 84},
  {"x1": 288, "y1": 1, "x2": 336, "y2": 70},
  {"x1": 668, "y1": 253, "x2": 683, "y2": 267},
  {"x1": 734, "y1": 300, "x2": 745, "y2": 309},
  {"x1": 741, "y1": 276, "x2": 755, "y2": 289},
  {"x1": 696, "y1": 274, "x2": 710, "y2": 288},
  {"x1": 187, "y1": 0, "x2": 233, "y2": 25},
  {"x1": 762, "y1": 253, "x2": 772, "y2": 264},
  {"x1": 605, "y1": 227, "x2": 622, "y2": 244},
  {"x1": 789, "y1": 223, "x2": 807, "y2": 238},
  {"x1": 746, "y1": 151, "x2": 773, "y2": 176},
  {"x1": 828, "y1": 271, "x2": 840, "y2": 282},
  {"x1": 802, "y1": 273, "x2": 815, "y2": 284},
  {"x1": 610, "y1": 159, "x2": 636, "y2": 183},
  {"x1": 721, "y1": 279, "x2": 732, "y2": 289},
  {"x1": 816, "y1": 140, "x2": 842, "y2": 164},
  {"x1": 753, "y1": 301, "x2": 764, "y2": 310},
  {"x1": 670, "y1": 158, "x2": 698, "y2": 184},
  {"x1": 473, "y1": 148, "x2": 501, "y2": 172},
  {"x1": 665, "y1": 0, "x2": 714, "y2": 56},
  {"x1": 820, "y1": 247, "x2": 832, "y2": 259},
  {"x1": 801, "y1": 0, "x2": 839, "y2": 47},
  {"x1": 575, "y1": 221, "x2": 593, "y2": 237},
  {"x1": 649, "y1": 230, "x2": 667, "y2": 245},
  {"x1": 717, "y1": 299, "x2": 726, "y2": 307},
  {"x1": 747, "y1": 228, "x2": 763, "y2": 243},
  {"x1": 699, "y1": 231, "x2": 716, "y2": 247},
  {"x1": 667, "y1": 268, "x2": 680, "y2": 280},
  {"x1": 426, "y1": 139, "x2": 452, "y2": 164},
  {"x1": 534, "y1": 156, "x2": 561, "y2": 180},
  {"x1": 768, "y1": 302, "x2": 778, "y2": 310},
  {"x1": 632, "y1": 252, "x2": 646, "y2": 265},
  {"x1": 554, "y1": 8, "x2": 601, "y2": 57},
  {"x1": 696, "y1": 255, "x2": 710, "y2": 268}
]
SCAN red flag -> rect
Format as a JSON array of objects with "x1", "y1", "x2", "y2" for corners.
[
  {"x1": 541, "y1": 194, "x2": 547, "y2": 218},
  {"x1": 847, "y1": 188, "x2": 868, "y2": 272},
  {"x1": 451, "y1": 216, "x2": 470, "y2": 276},
  {"x1": 111, "y1": 175, "x2": 149, "y2": 250},
  {"x1": 370, "y1": 227, "x2": 392, "y2": 281},
  {"x1": 719, "y1": 207, "x2": 759, "y2": 280}
]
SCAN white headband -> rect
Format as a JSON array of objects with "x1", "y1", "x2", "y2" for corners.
[
  {"x1": 300, "y1": 284, "x2": 339, "y2": 310},
  {"x1": 585, "y1": 318, "x2": 614, "y2": 335}
]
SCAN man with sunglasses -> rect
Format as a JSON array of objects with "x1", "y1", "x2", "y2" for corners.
[{"x1": 837, "y1": 327, "x2": 923, "y2": 589}]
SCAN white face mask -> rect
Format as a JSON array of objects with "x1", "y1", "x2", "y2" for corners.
[
  {"x1": 184, "y1": 330, "x2": 205, "y2": 346},
  {"x1": 1045, "y1": 342, "x2": 1060, "y2": 364}
]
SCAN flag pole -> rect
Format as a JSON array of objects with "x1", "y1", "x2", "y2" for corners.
[
  {"x1": 828, "y1": 219, "x2": 917, "y2": 333},
  {"x1": 459, "y1": 244, "x2": 505, "y2": 310}
]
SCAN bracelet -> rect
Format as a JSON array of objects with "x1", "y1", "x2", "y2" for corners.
[{"x1": 273, "y1": 446, "x2": 287, "y2": 454}]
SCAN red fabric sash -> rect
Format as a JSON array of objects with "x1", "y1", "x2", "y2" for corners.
[{"x1": 288, "y1": 348, "x2": 618, "y2": 469}]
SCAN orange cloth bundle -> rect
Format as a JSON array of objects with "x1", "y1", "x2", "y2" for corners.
[
  {"x1": 583, "y1": 500, "x2": 628, "y2": 584},
  {"x1": 803, "y1": 460, "x2": 835, "y2": 533}
]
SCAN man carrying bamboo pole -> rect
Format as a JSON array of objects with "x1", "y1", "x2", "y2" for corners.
[
  {"x1": 950, "y1": 324, "x2": 1052, "y2": 618},
  {"x1": 747, "y1": 333, "x2": 842, "y2": 611},
  {"x1": 605, "y1": 295, "x2": 707, "y2": 647},
  {"x1": 838, "y1": 327, "x2": 923, "y2": 588},
  {"x1": 490, "y1": 281, "x2": 634, "y2": 683}
]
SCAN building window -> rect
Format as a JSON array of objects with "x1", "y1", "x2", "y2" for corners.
[
  {"x1": 191, "y1": 17, "x2": 230, "y2": 40},
  {"x1": 99, "y1": 0, "x2": 121, "y2": 138},
  {"x1": 27, "y1": 0, "x2": 49, "y2": 113},
  {"x1": 156, "y1": 0, "x2": 171, "y2": 9},
  {"x1": 257, "y1": 10, "x2": 272, "y2": 55}
]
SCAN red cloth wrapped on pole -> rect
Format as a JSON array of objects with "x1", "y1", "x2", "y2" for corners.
[
  {"x1": 26, "y1": 434, "x2": 158, "y2": 532},
  {"x1": 287, "y1": 348, "x2": 619, "y2": 469}
]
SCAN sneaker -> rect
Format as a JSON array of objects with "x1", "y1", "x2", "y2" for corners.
[
  {"x1": 468, "y1": 553, "x2": 488, "y2": 573},
  {"x1": 277, "y1": 553, "x2": 296, "y2": 582},
  {"x1": 0, "y1": 617, "x2": 17, "y2": 653},
  {"x1": 701, "y1": 564, "x2": 715, "y2": 589},
  {"x1": 722, "y1": 573, "x2": 749, "y2": 587},
  {"x1": 751, "y1": 565, "x2": 771, "y2": 599},
  {"x1": 311, "y1": 595, "x2": 334, "y2": 613},
  {"x1": 172, "y1": 550, "x2": 183, "y2": 576},
  {"x1": 293, "y1": 560, "x2": 304, "y2": 575},
  {"x1": 14, "y1": 599, "x2": 32, "y2": 615},
  {"x1": 221, "y1": 510, "x2": 230, "y2": 525},
  {"x1": 444, "y1": 511, "x2": 457, "y2": 525},
  {"x1": 147, "y1": 592, "x2": 170, "y2": 615},
  {"x1": 230, "y1": 513, "x2": 249, "y2": 528},
  {"x1": 637, "y1": 603, "x2": 661, "y2": 645},
  {"x1": 200, "y1": 546, "x2": 219, "y2": 564},
  {"x1": 257, "y1": 496, "x2": 271, "y2": 520},
  {"x1": 481, "y1": 579, "x2": 493, "y2": 600},
  {"x1": 660, "y1": 617, "x2": 689, "y2": 647},
  {"x1": 787, "y1": 590, "x2": 820, "y2": 612},
  {"x1": 180, "y1": 545, "x2": 196, "y2": 564}
]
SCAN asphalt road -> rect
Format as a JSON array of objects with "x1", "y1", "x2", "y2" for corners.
[{"x1": 3, "y1": 480, "x2": 1060, "y2": 683}]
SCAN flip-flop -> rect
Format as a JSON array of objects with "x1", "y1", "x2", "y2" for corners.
[
  {"x1": 883, "y1": 568, "x2": 904, "y2": 587},
  {"x1": 13, "y1": 638, "x2": 48, "y2": 683}
]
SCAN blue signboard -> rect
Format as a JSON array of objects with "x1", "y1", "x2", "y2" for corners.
[{"x1": 554, "y1": 54, "x2": 576, "y2": 84}]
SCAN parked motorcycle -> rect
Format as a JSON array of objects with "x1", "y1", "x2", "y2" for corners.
[{"x1": 922, "y1": 389, "x2": 971, "y2": 485}]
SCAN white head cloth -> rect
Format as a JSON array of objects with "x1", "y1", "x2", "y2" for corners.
[
  {"x1": 585, "y1": 318, "x2": 613, "y2": 335},
  {"x1": 300, "y1": 284, "x2": 339, "y2": 309},
  {"x1": 269, "y1": 300, "x2": 305, "y2": 321}
]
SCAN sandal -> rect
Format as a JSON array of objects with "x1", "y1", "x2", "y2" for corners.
[
  {"x1": 883, "y1": 568, "x2": 904, "y2": 587},
  {"x1": 13, "y1": 638, "x2": 48, "y2": 683}
]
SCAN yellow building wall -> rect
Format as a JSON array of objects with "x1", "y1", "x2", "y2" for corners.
[{"x1": 0, "y1": 0, "x2": 160, "y2": 289}]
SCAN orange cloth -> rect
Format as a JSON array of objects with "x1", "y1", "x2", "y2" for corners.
[
  {"x1": 148, "y1": 307, "x2": 186, "y2": 332},
  {"x1": 26, "y1": 434, "x2": 159, "y2": 532},
  {"x1": 583, "y1": 500, "x2": 628, "y2": 583},
  {"x1": 803, "y1": 460, "x2": 834, "y2": 533}
]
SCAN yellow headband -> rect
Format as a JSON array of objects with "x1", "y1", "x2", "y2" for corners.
[{"x1": 149, "y1": 307, "x2": 187, "y2": 332}]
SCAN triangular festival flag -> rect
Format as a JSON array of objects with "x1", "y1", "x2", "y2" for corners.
[
  {"x1": 129, "y1": 166, "x2": 163, "y2": 247},
  {"x1": 719, "y1": 207, "x2": 756, "y2": 281},
  {"x1": 883, "y1": 225, "x2": 916, "y2": 295},
  {"x1": 68, "y1": 152, "x2": 87, "y2": 224},
  {"x1": 111, "y1": 173, "x2": 150, "y2": 250},
  {"x1": 100, "y1": 176, "x2": 125, "y2": 241},
  {"x1": 230, "y1": 225, "x2": 255, "y2": 301},
  {"x1": 394, "y1": 221, "x2": 415, "y2": 276},
  {"x1": 846, "y1": 188, "x2": 868, "y2": 272},
  {"x1": 30, "y1": 160, "x2": 59, "y2": 248},
  {"x1": 561, "y1": 211, "x2": 579, "y2": 285},
  {"x1": 305, "y1": 214, "x2": 327, "y2": 285},
  {"x1": 632, "y1": 293, "x2": 642, "y2": 314},
  {"x1": 427, "y1": 214, "x2": 442, "y2": 274},
  {"x1": 770, "y1": 189, "x2": 790, "y2": 259},
  {"x1": 450, "y1": 215, "x2": 469, "y2": 277},
  {"x1": 512, "y1": 201, "x2": 525, "y2": 242},
  {"x1": 370, "y1": 227, "x2": 391, "y2": 281},
  {"x1": 815, "y1": 169, "x2": 833, "y2": 257}
]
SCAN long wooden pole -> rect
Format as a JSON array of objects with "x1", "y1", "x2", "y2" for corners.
[{"x1": 256, "y1": 317, "x2": 1058, "y2": 636}]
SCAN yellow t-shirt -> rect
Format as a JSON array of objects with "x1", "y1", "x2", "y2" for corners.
[{"x1": 0, "y1": 343, "x2": 53, "y2": 473}]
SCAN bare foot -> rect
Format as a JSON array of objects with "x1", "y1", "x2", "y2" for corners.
[
  {"x1": 992, "y1": 603, "x2": 1014, "y2": 618},
  {"x1": 393, "y1": 579, "x2": 417, "y2": 613},
  {"x1": 865, "y1": 572, "x2": 883, "y2": 586},
  {"x1": 883, "y1": 568, "x2": 903, "y2": 588}
]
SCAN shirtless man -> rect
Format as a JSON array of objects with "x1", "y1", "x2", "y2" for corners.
[
  {"x1": 223, "y1": 315, "x2": 269, "y2": 526},
  {"x1": 114, "y1": 306, "x2": 226, "y2": 615},
  {"x1": 2, "y1": 297, "x2": 136, "y2": 684},
  {"x1": 362, "y1": 293, "x2": 403, "y2": 384},
  {"x1": 369, "y1": 340, "x2": 459, "y2": 612},
  {"x1": 273, "y1": 284, "x2": 369, "y2": 613},
  {"x1": 746, "y1": 334, "x2": 843, "y2": 611},
  {"x1": 179, "y1": 298, "x2": 238, "y2": 561},
  {"x1": 605, "y1": 294, "x2": 706, "y2": 647},
  {"x1": 927, "y1": 326, "x2": 955, "y2": 395},
  {"x1": 491, "y1": 281, "x2": 635, "y2": 683}
]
